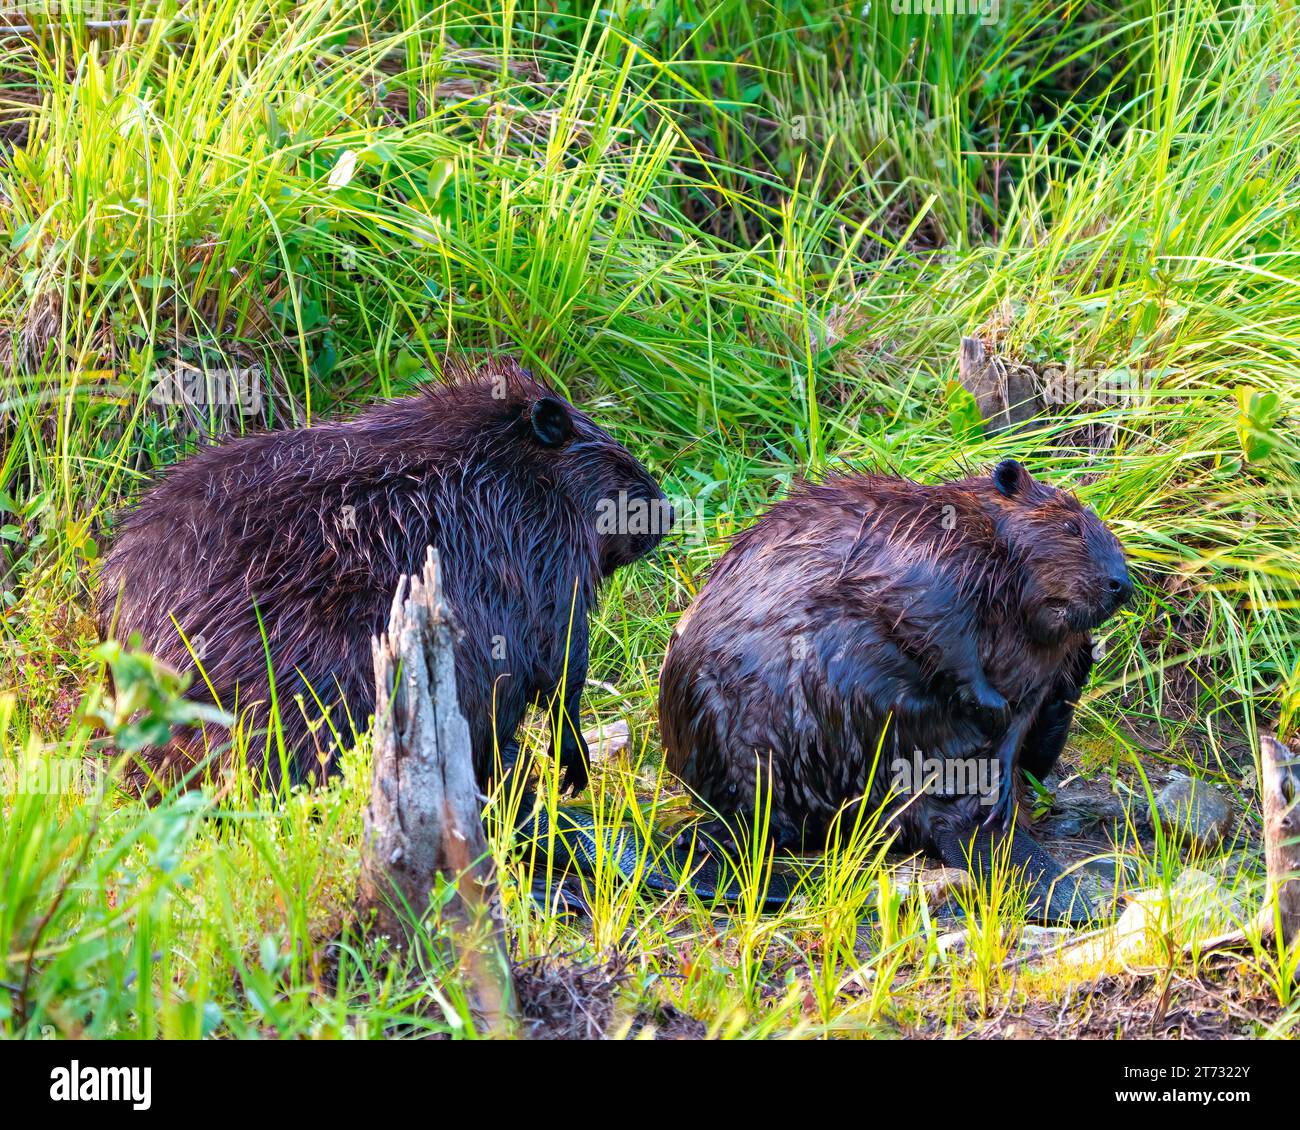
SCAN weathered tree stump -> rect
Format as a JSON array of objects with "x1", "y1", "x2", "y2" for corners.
[
  {"x1": 358, "y1": 547, "x2": 515, "y2": 1032},
  {"x1": 1259, "y1": 732, "x2": 1300, "y2": 948},
  {"x1": 957, "y1": 336, "x2": 1042, "y2": 434},
  {"x1": 1180, "y1": 731, "x2": 1300, "y2": 961}
]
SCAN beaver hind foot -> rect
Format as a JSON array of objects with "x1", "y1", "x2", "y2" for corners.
[{"x1": 933, "y1": 823, "x2": 1097, "y2": 926}]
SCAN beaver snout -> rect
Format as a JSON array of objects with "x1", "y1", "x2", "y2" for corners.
[
  {"x1": 596, "y1": 484, "x2": 673, "y2": 573},
  {"x1": 1102, "y1": 570, "x2": 1134, "y2": 612}
]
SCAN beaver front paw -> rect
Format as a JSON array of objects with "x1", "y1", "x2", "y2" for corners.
[
  {"x1": 981, "y1": 784, "x2": 1016, "y2": 834},
  {"x1": 959, "y1": 680, "x2": 1010, "y2": 734},
  {"x1": 674, "y1": 816, "x2": 742, "y2": 856},
  {"x1": 557, "y1": 733, "x2": 590, "y2": 796}
]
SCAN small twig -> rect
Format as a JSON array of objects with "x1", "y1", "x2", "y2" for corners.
[
  {"x1": 1182, "y1": 907, "x2": 1273, "y2": 957},
  {"x1": 997, "y1": 923, "x2": 1113, "y2": 971},
  {"x1": 1, "y1": 19, "x2": 159, "y2": 35}
]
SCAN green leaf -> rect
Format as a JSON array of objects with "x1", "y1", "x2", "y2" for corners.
[
  {"x1": 394, "y1": 350, "x2": 423, "y2": 380},
  {"x1": 1235, "y1": 385, "x2": 1283, "y2": 463},
  {"x1": 362, "y1": 140, "x2": 400, "y2": 167},
  {"x1": 945, "y1": 379, "x2": 985, "y2": 442},
  {"x1": 311, "y1": 335, "x2": 337, "y2": 380},
  {"x1": 259, "y1": 936, "x2": 281, "y2": 975}
]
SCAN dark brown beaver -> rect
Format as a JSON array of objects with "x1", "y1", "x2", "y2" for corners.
[
  {"x1": 98, "y1": 357, "x2": 669, "y2": 793},
  {"x1": 658, "y1": 459, "x2": 1132, "y2": 851}
]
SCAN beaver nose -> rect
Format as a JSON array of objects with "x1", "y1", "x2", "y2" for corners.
[{"x1": 1105, "y1": 574, "x2": 1134, "y2": 606}]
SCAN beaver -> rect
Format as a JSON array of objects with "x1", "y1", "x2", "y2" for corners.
[
  {"x1": 658, "y1": 458, "x2": 1132, "y2": 852},
  {"x1": 97, "y1": 357, "x2": 669, "y2": 793}
]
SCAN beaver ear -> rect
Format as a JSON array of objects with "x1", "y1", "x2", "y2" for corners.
[
  {"x1": 992, "y1": 458, "x2": 1027, "y2": 498},
  {"x1": 530, "y1": 397, "x2": 573, "y2": 447}
]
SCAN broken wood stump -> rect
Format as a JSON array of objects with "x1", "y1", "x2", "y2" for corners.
[
  {"x1": 958, "y1": 336, "x2": 1043, "y2": 434},
  {"x1": 1175, "y1": 730, "x2": 1300, "y2": 961},
  {"x1": 1260, "y1": 731, "x2": 1300, "y2": 948},
  {"x1": 358, "y1": 546, "x2": 516, "y2": 1031}
]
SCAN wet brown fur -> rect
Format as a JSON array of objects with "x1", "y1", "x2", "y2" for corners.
[
  {"x1": 658, "y1": 460, "x2": 1132, "y2": 851},
  {"x1": 98, "y1": 357, "x2": 668, "y2": 794}
]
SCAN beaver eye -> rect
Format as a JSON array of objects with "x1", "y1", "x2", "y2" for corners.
[{"x1": 1064, "y1": 519, "x2": 1082, "y2": 538}]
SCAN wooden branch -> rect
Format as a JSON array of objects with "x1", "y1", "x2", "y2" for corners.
[
  {"x1": 1180, "y1": 732, "x2": 1300, "y2": 959},
  {"x1": 358, "y1": 547, "x2": 515, "y2": 1032},
  {"x1": 0, "y1": 20, "x2": 159, "y2": 36},
  {"x1": 1260, "y1": 732, "x2": 1300, "y2": 948}
]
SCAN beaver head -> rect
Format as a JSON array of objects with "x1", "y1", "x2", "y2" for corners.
[
  {"x1": 506, "y1": 380, "x2": 672, "y2": 576},
  {"x1": 982, "y1": 458, "x2": 1132, "y2": 643}
]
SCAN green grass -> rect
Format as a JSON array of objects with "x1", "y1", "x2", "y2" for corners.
[{"x1": 2, "y1": 0, "x2": 1299, "y2": 1038}]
